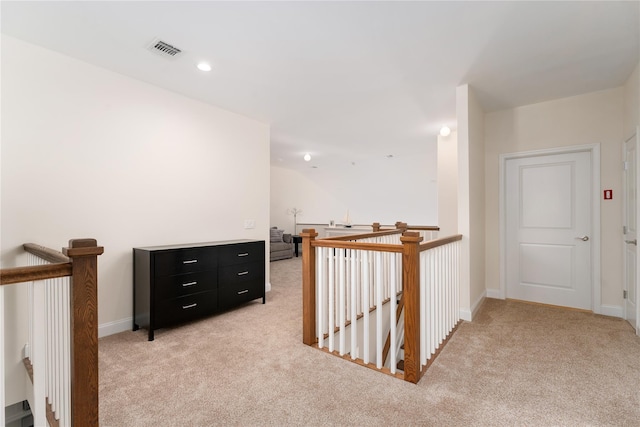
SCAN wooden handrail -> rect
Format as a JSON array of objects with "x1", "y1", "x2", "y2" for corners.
[
  {"x1": 321, "y1": 228, "x2": 402, "y2": 241},
  {"x1": 419, "y1": 234, "x2": 463, "y2": 251},
  {"x1": 1, "y1": 243, "x2": 72, "y2": 286},
  {"x1": 372, "y1": 222, "x2": 440, "y2": 232},
  {"x1": 311, "y1": 239, "x2": 403, "y2": 253},
  {"x1": 0, "y1": 263, "x2": 72, "y2": 286},
  {"x1": 24, "y1": 243, "x2": 70, "y2": 263}
]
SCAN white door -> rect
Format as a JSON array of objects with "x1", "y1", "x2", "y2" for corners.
[
  {"x1": 506, "y1": 151, "x2": 592, "y2": 310},
  {"x1": 623, "y1": 131, "x2": 639, "y2": 332}
]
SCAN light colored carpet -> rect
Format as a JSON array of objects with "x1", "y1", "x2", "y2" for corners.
[{"x1": 99, "y1": 257, "x2": 640, "y2": 426}]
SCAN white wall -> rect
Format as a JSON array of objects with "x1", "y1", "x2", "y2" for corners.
[
  {"x1": 456, "y1": 85, "x2": 486, "y2": 320},
  {"x1": 484, "y1": 88, "x2": 624, "y2": 314},
  {"x1": 1, "y1": 36, "x2": 270, "y2": 405},
  {"x1": 270, "y1": 143, "x2": 438, "y2": 233},
  {"x1": 437, "y1": 131, "x2": 458, "y2": 236},
  {"x1": 624, "y1": 62, "x2": 639, "y2": 138}
]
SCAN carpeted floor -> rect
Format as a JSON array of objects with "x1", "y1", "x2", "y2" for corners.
[{"x1": 99, "y1": 257, "x2": 640, "y2": 426}]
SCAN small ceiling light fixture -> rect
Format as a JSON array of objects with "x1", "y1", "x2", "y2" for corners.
[
  {"x1": 197, "y1": 62, "x2": 212, "y2": 72},
  {"x1": 303, "y1": 153, "x2": 311, "y2": 162},
  {"x1": 440, "y1": 126, "x2": 451, "y2": 137}
]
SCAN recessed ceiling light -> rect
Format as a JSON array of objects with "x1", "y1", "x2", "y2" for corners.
[
  {"x1": 440, "y1": 126, "x2": 451, "y2": 137},
  {"x1": 303, "y1": 153, "x2": 311, "y2": 162},
  {"x1": 197, "y1": 62, "x2": 212, "y2": 72}
]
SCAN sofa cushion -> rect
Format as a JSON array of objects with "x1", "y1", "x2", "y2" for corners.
[
  {"x1": 271, "y1": 242, "x2": 292, "y2": 252},
  {"x1": 270, "y1": 228, "x2": 284, "y2": 242}
]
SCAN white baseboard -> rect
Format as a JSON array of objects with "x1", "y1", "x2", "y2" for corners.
[
  {"x1": 266, "y1": 282, "x2": 272, "y2": 292},
  {"x1": 486, "y1": 288, "x2": 504, "y2": 299},
  {"x1": 98, "y1": 318, "x2": 132, "y2": 338},
  {"x1": 599, "y1": 304, "x2": 623, "y2": 318},
  {"x1": 459, "y1": 308, "x2": 472, "y2": 322},
  {"x1": 460, "y1": 290, "x2": 488, "y2": 322}
]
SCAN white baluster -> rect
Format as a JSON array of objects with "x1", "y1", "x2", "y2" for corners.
[
  {"x1": 62, "y1": 277, "x2": 71, "y2": 427},
  {"x1": 375, "y1": 251, "x2": 383, "y2": 369},
  {"x1": 338, "y1": 248, "x2": 346, "y2": 356},
  {"x1": 389, "y1": 251, "x2": 397, "y2": 374},
  {"x1": 0, "y1": 282, "x2": 4, "y2": 427},
  {"x1": 363, "y1": 251, "x2": 370, "y2": 364},
  {"x1": 350, "y1": 249, "x2": 357, "y2": 360},
  {"x1": 317, "y1": 247, "x2": 325, "y2": 349},
  {"x1": 420, "y1": 252, "x2": 427, "y2": 367},
  {"x1": 430, "y1": 249, "x2": 436, "y2": 356},
  {"x1": 328, "y1": 248, "x2": 335, "y2": 352},
  {"x1": 32, "y1": 279, "x2": 46, "y2": 427}
]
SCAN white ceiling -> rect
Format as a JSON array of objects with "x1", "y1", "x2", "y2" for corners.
[{"x1": 2, "y1": 1, "x2": 638, "y2": 170}]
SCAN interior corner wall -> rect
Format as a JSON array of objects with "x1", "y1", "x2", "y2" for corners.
[
  {"x1": 484, "y1": 88, "x2": 625, "y2": 314},
  {"x1": 437, "y1": 131, "x2": 458, "y2": 236},
  {"x1": 1, "y1": 36, "x2": 270, "y2": 406},
  {"x1": 456, "y1": 84, "x2": 486, "y2": 320},
  {"x1": 467, "y1": 89, "x2": 486, "y2": 313}
]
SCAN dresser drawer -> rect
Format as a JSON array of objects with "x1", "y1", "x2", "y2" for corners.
[
  {"x1": 218, "y1": 282, "x2": 264, "y2": 308},
  {"x1": 218, "y1": 261, "x2": 264, "y2": 286},
  {"x1": 155, "y1": 271, "x2": 217, "y2": 301},
  {"x1": 218, "y1": 242, "x2": 264, "y2": 266},
  {"x1": 155, "y1": 291, "x2": 217, "y2": 328},
  {"x1": 154, "y1": 247, "x2": 217, "y2": 277}
]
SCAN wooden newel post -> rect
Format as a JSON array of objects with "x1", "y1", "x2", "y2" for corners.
[
  {"x1": 63, "y1": 238, "x2": 104, "y2": 427},
  {"x1": 301, "y1": 229, "x2": 318, "y2": 346},
  {"x1": 395, "y1": 221, "x2": 408, "y2": 233},
  {"x1": 400, "y1": 231, "x2": 422, "y2": 383},
  {"x1": 372, "y1": 222, "x2": 381, "y2": 232}
]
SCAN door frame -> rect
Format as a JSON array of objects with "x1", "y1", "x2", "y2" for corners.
[
  {"x1": 623, "y1": 127, "x2": 640, "y2": 334},
  {"x1": 499, "y1": 144, "x2": 601, "y2": 313}
]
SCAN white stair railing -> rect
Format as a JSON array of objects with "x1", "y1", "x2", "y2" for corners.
[
  {"x1": 27, "y1": 253, "x2": 72, "y2": 427},
  {"x1": 315, "y1": 245, "x2": 401, "y2": 367},
  {"x1": 0, "y1": 285, "x2": 4, "y2": 427},
  {"x1": 1, "y1": 239, "x2": 102, "y2": 427},
  {"x1": 302, "y1": 226, "x2": 461, "y2": 383},
  {"x1": 420, "y1": 239, "x2": 461, "y2": 366}
]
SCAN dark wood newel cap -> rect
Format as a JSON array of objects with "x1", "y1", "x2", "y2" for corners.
[
  {"x1": 400, "y1": 231, "x2": 423, "y2": 243},
  {"x1": 63, "y1": 238, "x2": 104, "y2": 257},
  {"x1": 300, "y1": 229, "x2": 318, "y2": 238}
]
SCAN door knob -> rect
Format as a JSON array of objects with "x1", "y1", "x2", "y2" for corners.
[
  {"x1": 575, "y1": 236, "x2": 589, "y2": 241},
  {"x1": 625, "y1": 239, "x2": 637, "y2": 246}
]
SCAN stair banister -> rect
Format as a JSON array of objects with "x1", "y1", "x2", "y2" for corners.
[
  {"x1": 63, "y1": 239, "x2": 103, "y2": 426},
  {"x1": 401, "y1": 231, "x2": 423, "y2": 383},
  {"x1": 301, "y1": 229, "x2": 318, "y2": 346},
  {"x1": 0, "y1": 238, "x2": 103, "y2": 427}
]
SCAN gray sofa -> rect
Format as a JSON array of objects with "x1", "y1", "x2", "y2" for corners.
[{"x1": 270, "y1": 227, "x2": 294, "y2": 261}]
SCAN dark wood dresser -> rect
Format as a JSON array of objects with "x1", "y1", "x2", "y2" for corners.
[{"x1": 133, "y1": 240, "x2": 265, "y2": 340}]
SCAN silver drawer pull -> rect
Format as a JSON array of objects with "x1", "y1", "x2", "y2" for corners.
[
  {"x1": 182, "y1": 303, "x2": 197, "y2": 309},
  {"x1": 237, "y1": 289, "x2": 249, "y2": 295},
  {"x1": 182, "y1": 259, "x2": 198, "y2": 264},
  {"x1": 182, "y1": 281, "x2": 197, "y2": 287},
  {"x1": 237, "y1": 271, "x2": 249, "y2": 276},
  {"x1": 237, "y1": 253, "x2": 249, "y2": 257}
]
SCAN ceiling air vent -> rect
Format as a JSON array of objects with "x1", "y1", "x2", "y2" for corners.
[{"x1": 146, "y1": 38, "x2": 183, "y2": 59}]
